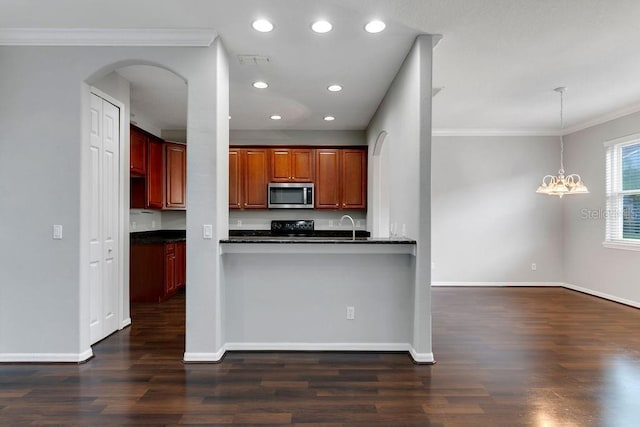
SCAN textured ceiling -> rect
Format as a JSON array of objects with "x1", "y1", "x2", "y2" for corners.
[{"x1": 4, "y1": 0, "x2": 640, "y2": 133}]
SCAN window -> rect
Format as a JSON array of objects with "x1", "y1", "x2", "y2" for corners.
[{"x1": 605, "y1": 135, "x2": 640, "y2": 249}]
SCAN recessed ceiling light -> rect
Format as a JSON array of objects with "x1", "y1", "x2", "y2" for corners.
[
  {"x1": 252, "y1": 19, "x2": 274, "y2": 32},
  {"x1": 311, "y1": 20, "x2": 333, "y2": 33},
  {"x1": 364, "y1": 20, "x2": 386, "y2": 33},
  {"x1": 324, "y1": 116, "x2": 335, "y2": 121},
  {"x1": 252, "y1": 81, "x2": 269, "y2": 89},
  {"x1": 270, "y1": 115, "x2": 282, "y2": 120},
  {"x1": 327, "y1": 84, "x2": 343, "y2": 92}
]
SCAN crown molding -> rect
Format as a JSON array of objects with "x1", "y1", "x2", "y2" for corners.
[
  {"x1": 432, "y1": 128, "x2": 560, "y2": 137},
  {"x1": 433, "y1": 103, "x2": 640, "y2": 138},
  {"x1": 562, "y1": 102, "x2": 640, "y2": 135},
  {"x1": 0, "y1": 28, "x2": 217, "y2": 46}
]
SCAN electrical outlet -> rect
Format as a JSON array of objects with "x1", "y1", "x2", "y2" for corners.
[
  {"x1": 151, "y1": 220, "x2": 156, "y2": 229},
  {"x1": 237, "y1": 219, "x2": 242, "y2": 227},
  {"x1": 203, "y1": 224, "x2": 213, "y2": 239},
  {"x1": 531, "y1": 263, "x2": 537, "y2": 271},
  {"x1": 131, "y1": 221, "x2": 137, "y2": 230},
  {"x1": 356, "y1": 220, "x2": 361, "y2": 228},
  {"x1": 431, "y1": 261, "x2": 436, "y2": 270},
  {"x1": 346, "y1": 306, "x2": 355, "y2": 320}
]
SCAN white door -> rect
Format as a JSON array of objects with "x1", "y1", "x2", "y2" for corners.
[{"x1": 89, "y1": 93, "x2": 120, "y2": 344}]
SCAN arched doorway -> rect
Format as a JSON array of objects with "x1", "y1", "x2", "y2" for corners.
[
  {"x1": 372, "y1": 131, "x2": 390, "y2": 237},
  {"x1": 83, "y1": 62, "x2": 188, "y2": 351}
]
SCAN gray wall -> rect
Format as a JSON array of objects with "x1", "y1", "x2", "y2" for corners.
[
  {"x1": 0, "y1": 43, "x2": 226, "y2": 360},
  {"x1": 431, "y1": 135, "x2": 564, "y2": 283},
  {"x1": 224, "y1": 253, "x2": 414, "y2": 345},
  {"x1": 366, "y1": 35, "x2": 434, "y2": 360},
  {"x1": 563, "y1": 111, "x2": 640, "y2": 306}
]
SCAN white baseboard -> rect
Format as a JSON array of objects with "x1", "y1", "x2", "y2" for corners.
[
  {"x1": 432, "y1": 281, "x2": 563, "y2": 287},
  {"x1": 224, "y1": 342, "x2": 410, "y2": 352},
  {"x1": 562, "y1": 283, "x2": 640, "y2": 309},
  {"x1": 409, "y1": 347, "x2": 435, "y2": 364},
  {"x1": 120, "y1": 318, "x2": 132, "y2": 329},
  {"x1": 184, "y1": 348, "x2": 227, "y2": 363},
  {"x1": 0, "y1": 348, "x2": 94, "y2": 363}
]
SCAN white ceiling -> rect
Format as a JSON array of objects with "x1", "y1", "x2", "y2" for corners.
[
  {"x1": 116, "y1": 66, "x2": 187, "y2": 130},
  {"x1": 4, "y1": 0, "x2": 640, "y2": 133}
]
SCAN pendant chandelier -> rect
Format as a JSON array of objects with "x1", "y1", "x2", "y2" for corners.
[{"x1": 536, "y1": 87, "x2": 589, "y2": 197}]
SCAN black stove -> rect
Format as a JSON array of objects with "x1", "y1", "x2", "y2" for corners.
[{"x1": 270, "y1": 220, "x2": 314, "y2": 236}]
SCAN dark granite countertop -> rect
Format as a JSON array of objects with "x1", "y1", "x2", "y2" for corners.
[
  {"x1": 229, "y1": 229, "x2": 371, "y2": 238},
  {"x1": 130, "y1": 230, "x2": 186, "y2": 244},
  {"x1": 221, "y1": 236, "x2": 416, "y2": 245}
]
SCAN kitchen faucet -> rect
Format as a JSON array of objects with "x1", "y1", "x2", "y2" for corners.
[{"x1": 339, "y1": 214, "x2": 356, "y2": 240}]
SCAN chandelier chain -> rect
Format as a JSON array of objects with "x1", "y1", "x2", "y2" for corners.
[{"x1": 559, "y1": 88, "x2": 565, "y2": 175}]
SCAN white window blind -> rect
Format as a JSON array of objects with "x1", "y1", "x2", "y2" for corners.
[{"x1": 605, "y1": 137, "x2": 640, "y2": 245}]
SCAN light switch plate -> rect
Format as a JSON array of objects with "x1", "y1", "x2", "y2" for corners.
[
  {"x1": 203, "y1": 224, "x2": 213, "y2": 239},
  {"x1": 53, "y1": 224, "x2": 63, "y2": 240}
]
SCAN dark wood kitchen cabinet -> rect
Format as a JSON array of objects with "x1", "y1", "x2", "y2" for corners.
[
  {"x1": 164, "y1": 243, "x2": 176, "y2": 294},
  {"x1": 130, "y1": 241, "x2": 186, "y2": 303},
  {"x1": 315, "y1": 148, "x2": 367, "y2": 210},
  {"x1": 229, "y1": 149, "x2": 241, "y2": 209},
  {"x1": 229, "y1": 148, "x2": 269, "y2": 209},
  {"x1": 146, "y1": 136, "x2": 165, "y2": 209},
  {"x1": 175, "y1": 241, "x2": 186, "y2": 288},
  {"x1": 130, "y1": 124, "x2": 187, "y2": 210},
  {"x1": 165, "y1": 143, "x2": 186, "y2": 209},
  {"x1": 130, "y1": 125, "x2": 147, "y2": 176},
  {"x1": 315, "y1": 149, "x2": 341, "y2": 208},
  {"x1": 341, "y1": 149, "x2": 367, "y2": 209},
  {"x1": 270, "y1": 148, "x2": 314, "y2": 182}
]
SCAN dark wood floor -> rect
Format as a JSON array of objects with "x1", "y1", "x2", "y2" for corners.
[{"x1": 2, "y1": 287, "x2": 640, "y2": 426}]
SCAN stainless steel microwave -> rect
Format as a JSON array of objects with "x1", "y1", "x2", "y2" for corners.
[{"x1": 268, "y1": 183, "x2": 314, "y2": 209}]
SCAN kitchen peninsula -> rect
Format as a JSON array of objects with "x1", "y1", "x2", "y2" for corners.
[{"x1": 219, "y1": 219, "x2": 422, "y2": 360}]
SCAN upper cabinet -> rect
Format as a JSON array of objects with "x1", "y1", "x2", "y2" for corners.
[
  {"x1": 229, "y1": 145, "x2": 366, "y2": 211},
  {"x1": 146, "y1": 136, "x2": 164, "y2": 209},
  {"x1": 228, "y1": 149, "x2": 241, "y2": 209},
  {"x1": 130, "y1": 125, "x2": 186, "y2": 210},
  {"x1": 315, "y1": 149, "x2": 341, "y2": 209},
  {"x1": 165, "y1": 143, "x2": 187, "y2": 209},
  {"x1": 229, "y1": 148, "x2": 269, "y2": 209},
  {"x1": 130, "y1": 126, "x2": 147, "y2": 176},
  {"x1": 341, "y1": 149, "x2": 367, "y2": 210},
  {"x1": 315, "y1": 148, "x2": 367, "y2": 210},
  {"x1": 270, "y1": 148, "x2": 314, "y2": 182}
]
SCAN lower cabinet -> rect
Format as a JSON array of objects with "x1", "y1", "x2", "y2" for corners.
[
  {"x1": 175, "y1": 241, "x2": 186, "y2": 288},
  {"x1": 130, "y1": 241, "x2": 186, "y2": 303}
]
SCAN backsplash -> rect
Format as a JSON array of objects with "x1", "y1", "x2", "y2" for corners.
[
  {"x1": 229, "y1": 210, "x2": 366, "y2": 231},
  {"x1": 130, "y1": 209, "x2": 364, "y2": 232},
  {"x1": 162, "y1": 210, "x2": 187, "y2": 230},
  {"x1": 129, "y1": 209, "x2": 186, "y2": 232}
]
